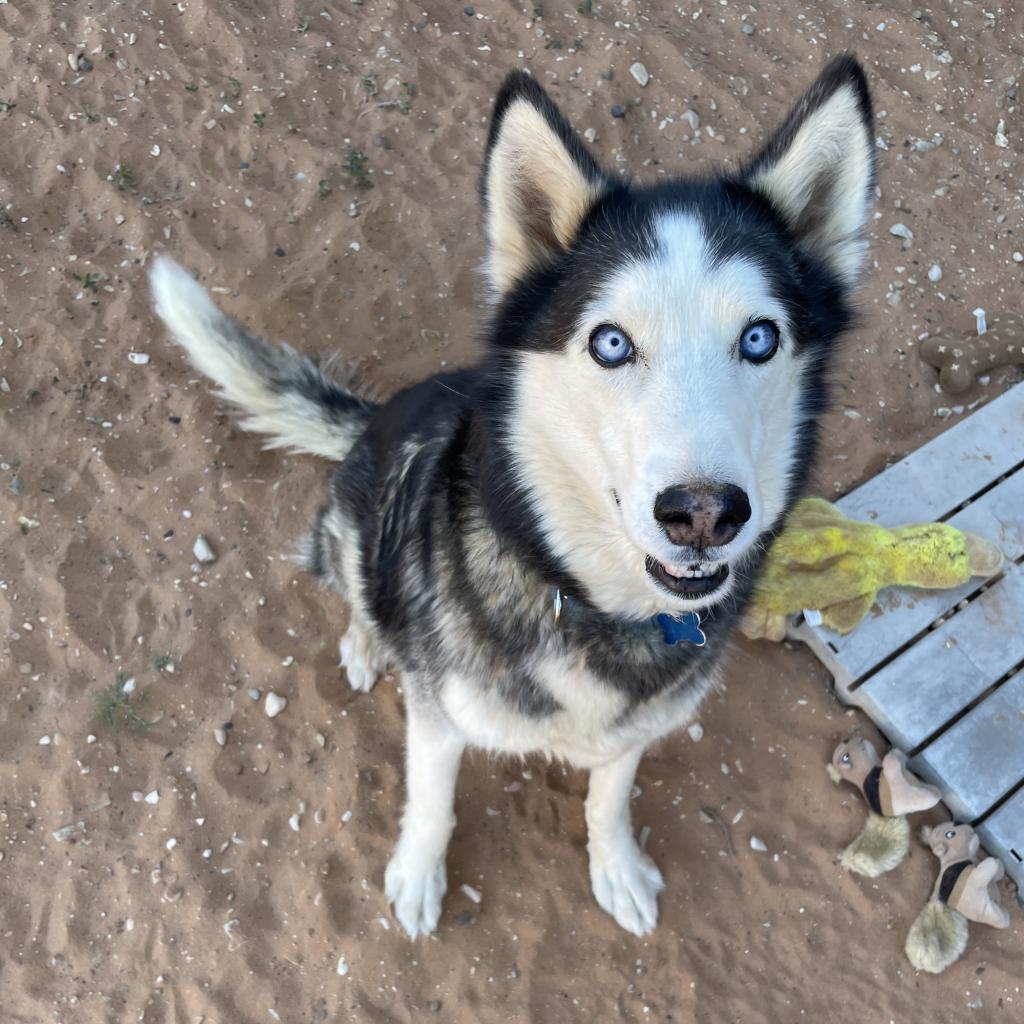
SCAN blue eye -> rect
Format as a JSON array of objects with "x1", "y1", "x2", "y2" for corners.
[
  {"x1": 589, "y1": 324, "x2": 635, "y2": 367},
  {"x1": 738, "y1": 320, "x2": 779, "y2": 363}
]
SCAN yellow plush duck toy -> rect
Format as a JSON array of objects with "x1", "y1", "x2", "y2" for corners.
[{"x1": 742, "y1": 497, "x2": 1003, "y2": 642}]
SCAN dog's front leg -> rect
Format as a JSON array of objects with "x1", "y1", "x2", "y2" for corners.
[
  {"x1": 586, "y1": 744, "x2": 665, "y2": 936},
  {"x1": 385, "y1": 699, "x2": 465, "y2": 938}
]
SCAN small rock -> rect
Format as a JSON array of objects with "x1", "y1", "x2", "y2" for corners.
[
  {"x1": 889, "y1": 222, "x2": 914, "y2": 241},
  {"x1": 427, "y1": 1002, "x2": 442, "y2": 1013},
  {"x1": 337, "y1": 956, "x2": 350, "y2": 976},
  {"x1": 582, "y1": 127, "x2": 597, "y2": 143},
  {"x1": 742, "y1": 23, "x2": 756, "y2": 35},
  {"x1": 995, "y1": 120, "x2": 1009, "y2": 148},
  {"x1": 39, "y1": 735, "x2": 52, "y2": 746},
  {"x1": 248, "y1": 687, "x2": 261, "y2": 701},
  {"x1": 460, "y1": 883, "x2": 482, "y2": 904},
  {"x1": 274, "y1": 246, "x2": 286, "y2": 258},
  {"x1": 928, "y1": 263, "x2": 943, "y2": 282},
  {"x1": 192, "y1": 535, "x2": 216, "y2": 563},
  {"x1": 19, "y1": 662, "x2": 33, "y2": 675},
  {"x1": 682, "y1": 109, "x2": 700, "y2": 132},
  {"x1": 463, "y1": 4, "x2": 475, "y2": 14},
  {"x1": 372, "y1": 133, "x2": 391, "y2": 150},
  {"x1": 114, "y1": 214, "x2": 126, "y2": 225},
  {"x1": 213, "y1": 728, "x2": 227, "y2": 747},
  {"x1": 128, "y1": 352, "x2": 150, "y2": 365},
  {"x1": 52, "y1": 821, "x2": 86, "y2": 843},
  {"x1": 610, "y1": 104, "x2": 626, "y2": 119},
  {"x1": 150, "y1": 144, "x2": 161, "y2": 157},
  {"x1": 288, "y1": 813, "x2": 301, "y2": 832},
  {"x1": 687, "y1": 722, "x2": 704, "y2": 742},
  {"x1": 629, "y1": 62, "x2": 650, "y2": 87},
  {"x1": 264, "y1": 692, "x2": 287, "y2": 718},
  {"x1": 750, "y1": 836, "x2": 768, "y2": 852},
  {"x1": 1013, "y1": 251, "x2": 1023, "y2": 263},
  {"x1": 144, "y1": 790, "x2": 160, "y2": 804}
]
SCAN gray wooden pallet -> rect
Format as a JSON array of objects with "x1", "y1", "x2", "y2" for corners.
[{"x1": 790, "y1": 383, "x2": 1024, "y2": 895}]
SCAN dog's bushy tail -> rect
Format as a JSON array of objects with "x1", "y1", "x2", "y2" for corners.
[{"x1": 150, "y1": 257, "x2": 375, "y2": 460}]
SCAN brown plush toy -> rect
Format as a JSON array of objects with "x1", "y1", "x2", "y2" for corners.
[
  {"x1": 827, "y1": 737, "x2": 942, "y2": 877},
  {"x1": 905, "y1": 822, "x2": 1010, "y2": 974},
  {"x1": 919, "y1": 313, "x2": 1024, "y2": 393}
]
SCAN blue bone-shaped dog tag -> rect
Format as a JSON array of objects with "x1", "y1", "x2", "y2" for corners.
[{"x1": 656, "y1": 612, "x2": 706, "y2": 647}]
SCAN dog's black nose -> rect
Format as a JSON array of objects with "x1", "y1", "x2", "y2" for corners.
[{"x1": 653, "y1": 484, "x2": 751, "y2": 549}]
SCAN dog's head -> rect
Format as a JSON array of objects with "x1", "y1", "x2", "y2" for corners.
[{"x1": 480, "y1": 57, "x2": 875, "y2": 619}]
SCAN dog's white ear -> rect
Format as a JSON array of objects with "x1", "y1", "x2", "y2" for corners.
[
  {"x1": 481, "y1": 72, "x2": 608, "y2": 297},
  {"x1": 743, "y1": 55, "x2": 876, "y2": 288}
]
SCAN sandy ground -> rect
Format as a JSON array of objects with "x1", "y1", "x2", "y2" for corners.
[{"x1": 1, "y1": 1, "x2": 1022, "y2": 1022}]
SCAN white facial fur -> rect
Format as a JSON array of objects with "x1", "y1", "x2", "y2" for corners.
[{"x1": 507, "y1": 213, "x2": 811, "y2": 619}]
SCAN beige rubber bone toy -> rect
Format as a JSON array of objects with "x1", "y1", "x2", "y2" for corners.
[
  {"x1": 919, "y1": 313, "x2": 1024, "y2": 393},
  {"x1": 827, "y1": 737, "x2": 942, "y2": 877},
  {"x1": 905, "y1": 822, "x2": 1010, "y2": 974}
]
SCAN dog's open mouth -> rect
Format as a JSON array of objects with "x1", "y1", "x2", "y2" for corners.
[{"x1": 645, "y1": 557, "x2": 730, "y2": 598}]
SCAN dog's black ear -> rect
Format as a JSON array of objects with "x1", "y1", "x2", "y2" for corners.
[
  {"x1": 481, "y1": 72, "x2": 608, "y2": 297},
  {"x1": 742, "y1": 54, "x2": 876, "y2": 288}
]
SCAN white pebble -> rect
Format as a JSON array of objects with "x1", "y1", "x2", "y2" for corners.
[
  {"x1": 460, "y1": 883, "x2": 482, "y2": 904},
  {"x1": 192, "y1": 535, "x2": 216, "y2": 563},
  {"x1": 145, "y1": 789, "x2": 160, "y2": 805},
  {"x1": 750, "y1": 836, "x2": 768, "y2": 852},
  {"x1": 165, "y1": 837, "x2": 177, "y2": 850},
  {"x1": 132, "y1": 791, "x2": 144, "y2": 802},
  {"x1": 213, "y1": 728, "x2": 227, "y2": 747},
  {"x1": 87, "y1": 734, "x2": 97, "y2": 744},
  {"x1": 150, "y1": 144, "x2": 161, "y2": 157},
  {"x1": 336, "y1": 956, "x2": 349, "y2": 977},
  {"x1": 114, "y1": 214, "x2": 126, "y2": 225},
  {"x1": 583, "y1": 127, "x2": 597, "y2": 143},
  {"x1": 265, "y1": 692, "x2": 287, "y2": 718},
  {"x1": 927, "y1": 263, "x2": 943, "y2": 282},
  {"x1": 995, "y1": 120, "x2": 1009, "y2": 148},
  {"x1": 687, "y1": 722, "x2": 704, "y2": 742},
  {"x1": 248, "y1": 688, "x2": 261, "y2": 701},
  {"x1": 888, "y1": 222, "x2": 913, "y2": 241},
  {"x1": 39, "y1": 735, "x2": 51, "y2": 746},
  {"x1": 973, "y1": 307, "x2": 987, "y2": 336},
  {"x1": 1013, "y1": 252, "x2": 1024, "y2": 264},
  {"x1": 288, "y1": 813, "x2": 301, "y2": 832},
  {"x1": 128, "y1": 351, "x2": 150, "y2": 365},
  {"x1": 340, "y1": 810, "x2": 352, "y2": 824},
  {"x1": 629, "y1": 62, "x2": 650, "y2": 87}
]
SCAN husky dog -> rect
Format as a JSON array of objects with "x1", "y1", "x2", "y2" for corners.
[{"x1": 151, "y1": 54, "x2": 875, "y2": 938}]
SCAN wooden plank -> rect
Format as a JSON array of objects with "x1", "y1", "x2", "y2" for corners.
[
  {"x1": 911, "y1": 670, "x2": 1024, "y2": 821},
  {"x1": 836, "y1": 384, "x2": 1024, "y2": 526},
  {"x1": 851, "y1": 561, "x2": 1024, "y2": 750},
  {"x1": 978, "y1": 786, "x2": 1024, "y2": 893},
  {"x1": 802, "y1": 467, "x2": 1024, "y2": 685}
]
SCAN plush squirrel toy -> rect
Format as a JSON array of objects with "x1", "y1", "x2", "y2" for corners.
[
  {"x1": 906, "y1": 822, "x2": 1010, "y2": 973},
  {"x1": 828, "y1": 737, "x2": 942, "y2": 877}
]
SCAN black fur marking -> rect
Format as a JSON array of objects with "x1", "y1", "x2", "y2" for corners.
[
  {"x1": 862, "y1": 764, "x2": 884, "y2": 816},
  {"x1": 306, "y1": 504, "x2": 331, "y2": 580},
  {"x1": 496, "y1": 669, "x2": 562, "y2": 718},
  {"x1": 938, "y1": 860, "x2": 973, "y2": 904}
]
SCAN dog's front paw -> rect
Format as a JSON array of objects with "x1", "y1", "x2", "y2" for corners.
[
  {"x1": 589, "y1": 841, "x2": 665, "y2": 936},
  {"x1": 339, "y1": 625, "x2": 383, "y2": 693},
  {"x1": 385, "y1": 845, "x2": 447, "y2": 939}
]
